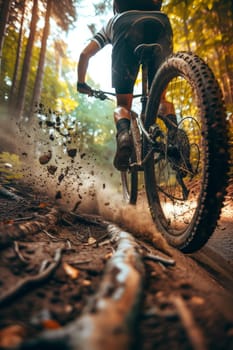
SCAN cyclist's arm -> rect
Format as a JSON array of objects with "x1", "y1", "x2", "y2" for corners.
[
  {"x1": 77, "y1": 19, "x2": 112, "y2": 94},
  {"x1": 77, "y1": 40, "x2": 101, "y2": 93}
]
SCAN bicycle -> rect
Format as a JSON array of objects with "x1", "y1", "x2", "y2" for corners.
[{"x1": 92, "y1": 18, "x2": 229, "y2": 253}]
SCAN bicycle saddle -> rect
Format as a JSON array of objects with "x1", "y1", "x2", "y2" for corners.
[{"x1": 134, "y1": 43, "x2": 163, "y2": 63}]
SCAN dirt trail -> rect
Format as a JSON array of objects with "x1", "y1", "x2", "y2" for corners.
[{"x1": 0, "y1": 182, "x2": 232, "y2": 350}]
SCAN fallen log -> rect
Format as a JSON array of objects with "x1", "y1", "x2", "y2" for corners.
[
  {"x1": 0, "y1": 209, "x2": 59, "y2": 246},
  {"x1": 19, "y1": 225, "x2": 145, "y2": 350}
]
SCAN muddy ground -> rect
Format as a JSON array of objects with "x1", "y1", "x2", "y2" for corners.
[{"x1": 0, "y1": 180, "x2": 232, "y2": 350}]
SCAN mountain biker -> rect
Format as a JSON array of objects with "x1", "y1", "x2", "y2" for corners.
[{"x1": 77, "y1": 0, "x2": 173, "y2": 171}]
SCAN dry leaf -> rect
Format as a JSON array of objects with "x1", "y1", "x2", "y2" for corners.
[
  {"x1": 63, "y1": 262, "x2": 79, "y2": 279},
  {"x1": 104, "y1": 252, "x2": 113, "y2": 260},
  {"x1": 3, "y1": 219, "x2": 14, "y2": 225},
  {"x1": 64, "y1": 304, "x2": 73, "y2": 313},
  {"x1": 88, "y1": 237, "x2": 96, "y2": 245},
  {"x1": 190, "y1": 296, "x2": 205, "y2": 305},
  {"x1": 82, "y1": 279, "x2": 91, "y2": 286},
  {"x1": 38, "y1": 202, "x2": 49, "y2": 208},
  {"x1": 0, "y1": 324, "x2": 26, "y2": 348},
  {"x1": 42, "y1": 319, "x2": 61, "y2": 330}
]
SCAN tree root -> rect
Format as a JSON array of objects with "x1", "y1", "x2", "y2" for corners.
[{"x1": 0, "y1": 248, "x2": 63, "y2": 306}]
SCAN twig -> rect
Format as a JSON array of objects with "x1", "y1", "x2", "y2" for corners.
[
  {"x1": 98, "y1": 239, "x2": 111, "y2": 246},
  {"x1": 39, "y1": 259, "x2": 51, "y2": 273},
  {"x1": 12, "y1": 216, "x2": 35, "y2": 222},
  {"x1": 138, "y1": 239, "x2": 172, "y2": 258},
  {"x1": 0, "y1": 186, "x2": 24, "y2": 202},
  {"x1": 0, "y1": 248, "x2": 63, "y2": 306},
  {"x1": 158, "y1": 262, "x2": 166, "y2": 271},
  {"x1": 96, "y1": 232, "x2": 110, "y2": 243},
  {"x1": 172, "y1": 295, "x2": 207, "y2": 350},
  {"x1": 66, "y1": 239, "x2": 72, "y2": 249},
  {"x1": 67, "y1": 211, "x2": 108, "y2": 228},
  {"x1": 14, "y1": 241, "x2": 29, "y2": 264},
  {"x1": 72, "y1": 259, "x2": 92, "y2": 265},
  {"x1": 137, "y1": 240, "x2": 153, "y2": 254},
  {"x1": 61, "y1": 217, "x2": 76, "y2": 227},
  {"x1": 60, "y1": 219, "x2": 87, "y2": 242},
  {"x1": 42, "y1": 229, "x2": 63, "y2": 242},
  {"x1": 87, "y1": 227, "x2": 92, "y2": 237},
  {"x1": 144, "y1": 253, "x2": 175, "y2": 267}
]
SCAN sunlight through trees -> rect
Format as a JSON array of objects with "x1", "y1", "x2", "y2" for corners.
[{"x1": 0, "y1": 0, "x2": 232, "y2": 170}]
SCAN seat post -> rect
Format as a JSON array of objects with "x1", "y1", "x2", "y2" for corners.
[
  {"x1": 134, "y1": 43, "x2": 162, "y2": 121},
  {"x1": 141, "y1": 62, "x2": 149, "y2": 120}
]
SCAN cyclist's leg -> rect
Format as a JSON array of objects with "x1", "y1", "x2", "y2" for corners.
[
  {"x1": 112, "y1": 94, "x2": 133, "y2": 171},
  {"x1": 114, "y1": 94, "x2": 133, "y2": 125},
  {"x1": 115, "y1": 94, "x2": 133, "y2": 115},
  {"x1": 111, "y1": 44, "x2": 139, "y2": 170}
]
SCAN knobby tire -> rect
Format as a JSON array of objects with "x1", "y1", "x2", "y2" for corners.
[{"x1": 144, "y1": 52, "x2": 229, "y2": 253}]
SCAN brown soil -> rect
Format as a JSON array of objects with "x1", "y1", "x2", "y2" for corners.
[{"x1": 0, "y1": 182, "x2": 232, "y2": 350}]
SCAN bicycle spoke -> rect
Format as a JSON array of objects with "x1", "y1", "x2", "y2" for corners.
[{"x1": 144, "y1": 52, "x2": 228, "y2": 252}]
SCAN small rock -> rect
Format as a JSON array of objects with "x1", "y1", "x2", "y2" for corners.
[{"x1": 39, "y1": 151, "x2": 52, "y2": 165}]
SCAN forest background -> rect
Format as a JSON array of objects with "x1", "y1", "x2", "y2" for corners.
[{"x1": 0, "y1": 0, "x2": 232, "y2": 182}]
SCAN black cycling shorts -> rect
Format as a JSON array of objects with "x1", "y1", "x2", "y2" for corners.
[{"x1": 111, "y1": 11, "x2": 173, "y2": 94}]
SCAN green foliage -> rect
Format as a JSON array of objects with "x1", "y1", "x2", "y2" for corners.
[
  {"x1": 1, "y1": 0, "x2": 232, "y2": 174},
  {"x1": 162, "y1": 0, "x2": 233, "y2": 111},
  {"x1": 162, "y1": 0, "x2": 233, "y2": 173},
  {"x1": 0, "y1": 152, "x2": 22, "y2": 184},
  {"x1": 40, "y1": 51, "x2": 78, "y2": 113},
  {"x1": 51, "y1": 0, "x2": 79, "y2": 30},
  {"x1": 70, "y1": 84, "x2": 116, "y2": 169},
  {"x1": 0, "y1": 27, "x2": 18, "y2": 102},
  {"x1": 94, "y1": 1, "x2": 112, "y2": 16}
]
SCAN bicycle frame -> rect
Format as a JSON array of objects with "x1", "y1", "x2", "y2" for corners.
[{"x1": 129, "y1": 57, "x2": 162, "y2": 171}]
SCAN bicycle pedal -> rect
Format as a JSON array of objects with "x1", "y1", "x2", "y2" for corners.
[{"x1": 149, "y1": 124, "x2": 163, "y2": 141}]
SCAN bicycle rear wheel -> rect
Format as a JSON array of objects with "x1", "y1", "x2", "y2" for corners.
[{"x1": 144, "y1": 52, "x2": 229, "y2": 253}]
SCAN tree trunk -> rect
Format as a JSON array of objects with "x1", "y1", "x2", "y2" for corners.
[
  {"x1": 8, "y1": 0, "x2": 26, "y2": 108},
  {"x1": 213, "y1": 2, "x2": 233, "y2": 104},
  {"x1": 0, "y1": 0, "x2": 12, "y2": 74},
  {"x1": 29, "y1": 0, "x2": 52, "y2": 118},
  {"x1": 183, "y1": 0, "x2": 191, "y2": 52},
  {"x1": 15, "y1": 0, "x2": 38, "y2": 120}
]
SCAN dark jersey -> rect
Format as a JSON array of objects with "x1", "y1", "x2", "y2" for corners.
[
  {"x1": 92, "y1": 10, "x2": 165, "y2": 48},
  {"x1": 92, "y1": 11, "x2": 173, "y2": 93}
]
